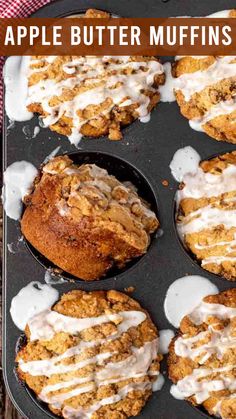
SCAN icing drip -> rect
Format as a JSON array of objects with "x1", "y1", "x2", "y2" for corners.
[
  {"x1": 159, "y1": 329, "x2": 175, "y2": 354},
  {"x1": 164, "y1": 276, "x2": 218, "y2": 328},
  {"x1": 2, "y1": 161, "x2": 38, "y2": 220},
  {"x1": 4, "y1": 56, "x2": 33, "y2": 122},
  {"x1": 169, "y1": 146, "x2": 201, "y2": 182},
  {"x1": 10, "y1": 282, "x2": 59, "y2": 330},
  {"x1": 159, "y1": 62, "x2": 175, "y2": 103}
]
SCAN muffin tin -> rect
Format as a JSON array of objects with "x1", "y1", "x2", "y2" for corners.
[{"x1": 2, "y1": 0, "x2": 236, "y2": 418}]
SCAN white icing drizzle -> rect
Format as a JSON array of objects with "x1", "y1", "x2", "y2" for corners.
[
  {"x1": 171, "y1": 296, "x2": 236, "y2": 410},
  {"x1": 2, "y1": 161, "x2": 38, "y2": 220},
  {"x1": 164, "y1": 276, "x2": 218, "y2": 328},
  {"x1": 171, "y1": 365, "x2": 236, "y2": 404},
  {"x1": 10, "y1": 282, "x2": 59, "y2": 330},
  {"x1": 194, "y1": 234, "x2": 236, "y2": 267},
  {"x1": 27, "y1": 309, "x2": 146, "y2": 341},
  {"x1": 177, "y1": 202, "x2": 236, "y2": 237},
  {"x1": 159, "y1": 62, "x2": 176, "y2": 103},
  {"x1": 177, "y1": 162, "x2": 236, "y2": 201},
  {"x1": 26, "y1": 56, "x2": 163, "y2": 145},
  {"x1": 174, "y1": 56, "x2": 236, "y2": 102},
  {"x1": 176, "y1": 159, "x2": 236, "y2": 270},
  {"x1": 188, "y1": 301, "x2": 236, "y2": 325},
  {"x1": 18, "y1": 307, "x2": 160, "y2": 416},
  {"x1": 169, "y1": 146, "x2": 201, "y2": 182},
  {"x1": 173, "y1": 13, "x2": 236, "y2": 134},
  {"x1": 189, "y1": 97, "x2": 236, "y2": 132},
  {"x1": 175, "y1": 325, "x2": 236, "y2": 364}
]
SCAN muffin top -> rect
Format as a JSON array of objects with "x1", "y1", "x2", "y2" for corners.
[
  {"x1": 168, "y1": 288, "x2": 236, "y2": 418},
  {"x1": 26, "y1": 10, "x2": 164, "y2": 144},
  {"x1": 176, "y1": 151, "x2": 236, "y2": 281},
  {"x1": 17, "y1": 290, "x2": 161, "y2": 419},
  {"x1": 21, "y1": 155, "x2": 159, "y2": 280},
  {"x1": 173, "y1": 9, "x2": 236, "y2": 143}
]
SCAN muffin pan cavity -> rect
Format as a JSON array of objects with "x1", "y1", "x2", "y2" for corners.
[{"x1": 23, "y1": 151, "x2": 159, "y2": 282}]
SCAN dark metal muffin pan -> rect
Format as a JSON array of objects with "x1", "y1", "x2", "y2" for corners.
[{"x1": 2, "y1": 1, "x2": 236, "y2": 418}]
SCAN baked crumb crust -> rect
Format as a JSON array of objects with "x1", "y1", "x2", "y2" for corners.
[
  {"x1": 168, "y1": 288, "x2": 236, "y2": 418},
  {"x1": 173, "y1": 10, "x2": 236, "y2": 144},
  {"x1": 176, "y1": 151, "x2": 236, "y2": 281},
  {"x1": 27, "y1": 9, "x2": 165, "y2": 143},
  {"x1": 17, "y1": 290, "x2": 161, "y2": 419},
  {"x1": 21, "y1": 155, "x2": 159, "y2": 281}
]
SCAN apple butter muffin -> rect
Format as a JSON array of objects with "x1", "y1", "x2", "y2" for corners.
[
  {"x1": 21, "y1": 155, "x2": 159, "y2": 281},
  {"x1": 17, "y1": 290, "x2": 162, "y2": 419},
  {"x1": 168, "y1": 288, "x2": 236, "y2": 419},
  {"x1": 176, "y1": 151, "x2": 236, "y2": 281},
  {"x1": 26, "y1": 9, "x2": 165, "y2": 145},
  {"x1": 173, "y1": 9, "x2": 236, "y2": 143}
]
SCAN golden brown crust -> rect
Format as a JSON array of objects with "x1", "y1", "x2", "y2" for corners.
[
  {"x1": 173, "y1": 11, "x2": 236, "y2": 144},
  {"x1": 168, "y1": 289, "x2": 236, "y2": 418},
  {"x1": 21, "y1": 156, "x2": 159, "y2": 281},
  {"x1": 177, "y1": 151, "x2": 236, "y2": 281},
  {"x1": 17, "y1": 290, "x2": 161, "y2": 419},
  {"x1": 27, "y1": 10, "x2": 164, "y2": 142}
]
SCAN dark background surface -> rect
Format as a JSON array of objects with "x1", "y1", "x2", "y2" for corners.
[{"x1": 2, "y1": 0, "x2": 236, "y2": 418}]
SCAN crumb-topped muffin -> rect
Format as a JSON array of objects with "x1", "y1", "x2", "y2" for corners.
[
  {"x1": 26, "y1": 9, "x2": 165, "y2": 145},
  {"x1": 176, "y1": 151, "x2": 236, "y2": 281},
  {"x1": 168, "y1": 288, "x2": 236, "y2": 419},
  {"x1": 21, "y1": 155, "x2": 159, "y2": 281},
  {"x1": 173, "y1": 9, "x2": 236, "y2": 143},
  {"x1": 17, "y1": 290, "x2": 162, "y2": 419}
]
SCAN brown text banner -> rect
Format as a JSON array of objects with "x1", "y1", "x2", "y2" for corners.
[{"x1": 0, "y1": 17, "x2": 235, "y2": 55}]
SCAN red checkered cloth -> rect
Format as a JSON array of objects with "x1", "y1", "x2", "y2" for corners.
[{"x1": 0, "y1": 0, "x2": 54, "y2": 131}]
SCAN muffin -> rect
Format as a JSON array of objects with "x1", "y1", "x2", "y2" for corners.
[
  {"x1": 26, "y1": 9, "x2": 165, "y2": 145},
  {"x1": 21, "y1": 155, "x2": 159, "y2": 281},
  {"x1": 168, "y1": 288, "x2": 236, "y2": 419},
  {"x1": 16, "y1": 289, "x2": 162, "y2": 419},
  {"x1": 176, "y1": 151, "x2": 236, "y2": 281},
  {"x1": 173, "y1": 9, "x2": 236, "y2": 143}
]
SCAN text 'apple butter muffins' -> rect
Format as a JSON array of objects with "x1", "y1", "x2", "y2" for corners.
[
  {"x1": 176, "y1": 151, "x2": 236, "y2": 281},
  {"x1": 21, "y1": 155, "x2": 159, "y2": 281},
  {"x1": 173, "y1": 9, "x2": 236, "y2": 144},
  {"x1": 168, "y1": 288, "x2": 236, "y2": 419},
  {"x1": 17, "y1": 290, "x2": 162, "y2": 419},
  {"x1": 26, "y1": 9, "x2": 165, "y2": 145}
]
